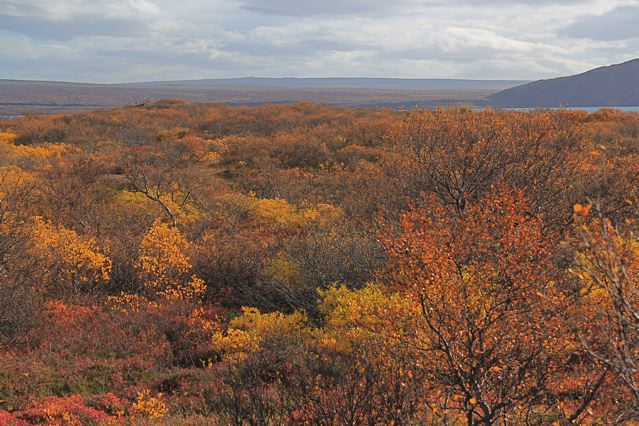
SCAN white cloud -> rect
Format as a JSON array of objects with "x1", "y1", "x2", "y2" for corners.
[
  {"x1": 238, "y1": 0, "x2": 414, "y2": 16},
  {"x1": 0, "y1": 0, "x2": 637, "y2": 82},
  {"x1": 1, "y1": 0, "x2": 160, "y2": 21}
]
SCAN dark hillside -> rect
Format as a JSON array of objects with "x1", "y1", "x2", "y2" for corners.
[{"x1": 489, "y1": 58, "x2": 639, "y2": 107}]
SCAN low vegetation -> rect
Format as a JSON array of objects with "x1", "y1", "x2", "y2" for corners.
[{"x1": 1, "y1": 102, "x2": 639, "y2": 424}]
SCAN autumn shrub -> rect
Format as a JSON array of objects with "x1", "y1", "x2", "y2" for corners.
[
  {"x1": 216, "y1": 135, "x2": 273, "y2": 169},
  {"x1": 136, "y1": 219, "x2": 205, "y2": 301},
  {"x1": 210, "y1": 308, "x2": 312, "y2": 424},
  {"x1": 280, "y1": 285, "x2": 429, "y2": 425},
  {"x1": 0, "y1": 410, "x2": 23, "y2": 425},
  {"x1": 192, "y1": 196, "x2": 362, "y2": 311},
  {"x1": 127, "y1": 301, "x2": 222, "y2": 368},
  {"x1": 0, "y1": 170, "x2": 44, "y2": 348},
  {"x1": 262, "y1": 220, "x2": 385, "y2": 315},
  {"x1": 571, "y1": 206, "x2": 639, "y2": 421},
  {"x1": 14, "y1": 127, "x2": 66, "y2": 146},
  {"x1": 28, "y1": 217, "x2": 112, "y2": 296},
  {"x1": 381, "y1": 186, "x2": 605, "y2": 424},
  {"x1": 210, "y1": 285, "x2": 429, "y2": 425},
  {"x1": 0, "y1": 302, "x2": 169, "y2": 411},
  {"x1": 271, "y1": 135, "x2": 330, "y2": 169},
  {"x1": 0, "y1": 298, "x2": 221, "y2": 415},
  {"x1": 333, "y1": 144, "x2": 381, "y2": 167},
  {"x1": 0, "y1": 167, "x2": 36, "y2": 276},
  {"x1": 0, "y1": 282, "x2": 44, "y2": 348},
  {"x1": 3, "y1": 103, "x2": 639, "y2": 423},
  {"x1": 192, "y1": 227, "x2": 275, "y2": 306},
  {"x1": 12, "y1": 394, "x2": 121, "y2": 425},
  {"x1": 387, "y1": 108, "x2": 586, "y2": 232},
  {"x1": 129, "y1": 389, "x2": 169, "y2": 421},
  {"x1": 27, "y1": 300, "x2": 175, "y2": 403}
]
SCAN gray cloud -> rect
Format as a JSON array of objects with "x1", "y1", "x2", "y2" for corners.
[
  {"x1": 561, "y1": 5, "x2": 639, "y2": 41},
  {"x1": 238, "y1": 0, "x2": 415, "y2": 17},
  {"x1": 0, "y1": 0, "x2": 160, "y2": 20},
  {"x1": 237, "y1": 0, "x2": 590, "y2": 17},
  {"x1": 0, "y1": 0, "x2": 162, "y2": 40},
  {"x1": 0, "y1": 15, "x2": 151, "y2": 40},
  {"x1": 0, "y1": 0, "x2": 635, "y2": 82}
]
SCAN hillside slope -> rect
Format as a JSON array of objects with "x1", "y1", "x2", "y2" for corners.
[{"x1": 489, "y1": 59, "x2": 639, "y2": 107}]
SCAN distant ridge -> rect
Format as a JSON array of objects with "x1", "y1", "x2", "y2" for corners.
[
  {"x1": 489, "y1": 59, "x2": 639, "y2": 107},
  {"x1": 0, "y1": 77, "x2": 526, "y2": 116},
  {"x1": 123, "y1": 77, "x2": 527, "y2": 91}
]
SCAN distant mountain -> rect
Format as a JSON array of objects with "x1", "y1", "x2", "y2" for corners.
[
  {"x1": 489, "y1": 59, "x2": 639, "y2": 107},
  {"x1": 0, "y1": 78, "x2": 527, "y2": 117},
  {"x1": 124, "y1": 77, "x2": 527, "y2": 91}
]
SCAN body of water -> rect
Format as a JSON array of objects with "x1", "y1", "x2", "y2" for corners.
[
  {"x1": 2, "y1": 106, "x2": 639, "y2": 120},
  {"x1": 504, "y1": 106, "x2": 639, "y2": 113},
  {"x1": 571, "y1": 106, "x2": 639, "y2": 112}
]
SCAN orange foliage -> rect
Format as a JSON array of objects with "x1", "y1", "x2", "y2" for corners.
[
  {"x1": 382, "y1": 187, "x2": 594, "y2": 423},
  {"x1": 1, "y1": 103, "x2": 639, "y2": 423}
]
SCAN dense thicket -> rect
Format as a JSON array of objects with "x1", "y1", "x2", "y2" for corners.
[{"x1": 0, "y1": 102, "x2": 638, "y2": 424}]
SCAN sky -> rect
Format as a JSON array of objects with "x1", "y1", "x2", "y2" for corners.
[{"x1": 0, "y1": 0, "x2": 638, "y2": 83}]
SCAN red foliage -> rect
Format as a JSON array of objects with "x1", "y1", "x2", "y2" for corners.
[{"x1": 12, "y1": 394, "x2": 121, "y2": 425}]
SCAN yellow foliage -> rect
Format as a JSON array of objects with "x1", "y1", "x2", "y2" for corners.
[
  {"x1": 253, "y1": 198, "x2": 296, "y2": 224},
  {"x1": 212, "y1": 307, "x2": 309, "y2": 361},
  {"x1": 0, "y1": 132, "x2": 17, "y2": 143},
  {"x1": 120, "y1": 187, "x2": 203, "y2": 228},
  {"x1": 160, "y1": 274, "x2": 207, "y2": 301},
  {"x1": 218, "y1": 193, "x2": 343, "y2": 229},
  {"x1": 118, "y1": 189, "x2": 204, "y2": 229},
  {"x1": 116, "y1": 190, "x2": 156, "y2": 208},
  {"x1": 0, "y1": 165, "x2": 37, "y2": 186},
  {"x1": 44, "y1": 409, "x2": 82, "y2": 426},
  {"x1": 319, "y1": 284, "x2": 416, "y2": 332},
  {"x1": 139, "y1": 219, "x2": 191, "y2": 284},
  {"x1": 138, "y1": 219, "x2": 205, "y2": 301},
  {"x1": 106, "y1": 292, "x2": 156, "y2": 314},
  {"x1": 0, "y1": 134, "x2": 74, "y2": 168},
  {"x1": 0, "y1": 167, "x2": 37, "y2": 227},
  {"x1": 212, "y1": 328, "x2": 254, "y2": 362},
  {"x1": 317, "y1": 285, "x2": 419, "y2": 353},
  {"x1": 575, "y1": 229, "x2": 639, "y2": 308},
  {"x1": 214, "y1": 285, "x2": 418, "y2": 362},
  {"x1": 130, "y1": 389, "x2": 168, "y2": 420},
  {"x1": 205, "y1": 138, "x2": 227, "y2": 162},
  {"x1": 29, "y1": 217, "x2": 111, "y2": 290},
  {"x1": 252, "y1": 197, "x2": 343, "y2": 226},
  {"x1": 302, "y1": 203, "x2": 343, "y2": 224},
  {"x1": 266, "y1": 256, "x2": 302, "y2": 286},
  {"x1": 156, "y1": 127, "x2": 189, "y2": 141}
]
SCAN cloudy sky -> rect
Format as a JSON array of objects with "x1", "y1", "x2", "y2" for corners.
[{"x1": 1, "y1": 0, "x2": 638, "y2": 82}]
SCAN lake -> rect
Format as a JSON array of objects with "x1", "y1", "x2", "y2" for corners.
[
  {"x1": 505, "y1": 106, "x2": 639, "y2": 112},
  {"x1": 2, "y1": 106, "x2": 639, "y2": 120}
]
